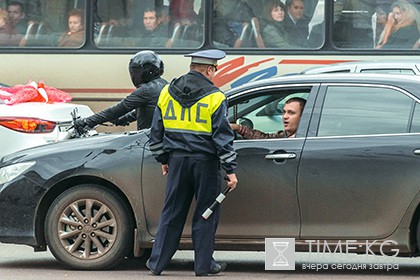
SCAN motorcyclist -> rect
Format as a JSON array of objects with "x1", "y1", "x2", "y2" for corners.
[{"x1": 73, "y1": 50, "x2": 168, "y2": 134}]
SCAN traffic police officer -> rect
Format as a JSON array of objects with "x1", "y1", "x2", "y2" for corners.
[
  {"x1": 73, "y1": 50, "x2": 167, "y2": 134},
  {"x1": 147, "y1": 49, "x2": 238, "y2": 276}
]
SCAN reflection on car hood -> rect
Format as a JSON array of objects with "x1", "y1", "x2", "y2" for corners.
[{"x1": 0, "y1": 130, "x2": 149, "y2": 165}]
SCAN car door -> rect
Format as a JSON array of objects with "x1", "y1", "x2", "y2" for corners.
[
  {"x1": 142, "y1": 84, "x2": 320, "y2": 239},
  {"x1": 298, "y1": 83, "x2": 420, "y2": 239},
  {"x1": 216, "y1": 84, "x2": 319, "y2": 238}
]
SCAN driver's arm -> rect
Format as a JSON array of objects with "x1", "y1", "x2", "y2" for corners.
[{"x1": 230, "y1": 123, "x2": 285, "y2": 139}]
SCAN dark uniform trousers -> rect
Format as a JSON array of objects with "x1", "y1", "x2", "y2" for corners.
[{"x1": 148, "y1": 153, "x2": 221, "y2": 274}]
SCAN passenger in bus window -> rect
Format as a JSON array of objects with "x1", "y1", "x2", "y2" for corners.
[
  {"x1": 40, "y1": 0, "x2": 84, "y2": 33},
  {"x1": 7, "y1": 1, "x2": 28, "y2": 35},
  {"x1": 126, "y1": 3, "x2": 168, "y2": 34},
  {"x1": 230, "y1": 97, "x2": 306, "y2": 139},
  {"x1": 374, "y1": 4, "x2": 392, "y2": 47},
  {"x1": 0, "y1": 9, "x2": 22, "y2": 46},
  {"x1": 58, "y1": 9, "x2": 84, "y2": 47},
  {"x1": 284, "y1": 0, "x2": 310, "y2": 48},
  {"x1": 376, "y1": 0, "x2": 420, "y2": 49},
  {"x1": 260, "y1": 0, "x2": 292, "y2": 48},
  {"x1": 131, "y1": 6, "x2": 168, "y2": 47}
]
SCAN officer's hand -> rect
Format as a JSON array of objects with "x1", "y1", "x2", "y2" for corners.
[
  {"x1": 73, "y1": 118, "x2": 90, "y2": 135},
  {"x1": 225, "y1": 173, "x2": 238, "y2": 191}
]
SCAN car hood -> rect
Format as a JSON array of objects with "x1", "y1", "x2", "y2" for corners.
[{"x1": 0, "y1": 130, "x2": 150, "y2": 165}]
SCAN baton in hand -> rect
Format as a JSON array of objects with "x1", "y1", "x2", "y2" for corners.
[{"x1": 202, "y1": 177, "x2": 231, "y2": 219}]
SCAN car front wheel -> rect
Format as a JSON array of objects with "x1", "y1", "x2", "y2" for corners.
[{"x1": 45, "y1": 184, "x2": 133, "y2": 270}]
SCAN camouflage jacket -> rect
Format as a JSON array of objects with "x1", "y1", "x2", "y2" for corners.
[{"x1": 236, "y1": 125, "x2": 289, "y2": 139}]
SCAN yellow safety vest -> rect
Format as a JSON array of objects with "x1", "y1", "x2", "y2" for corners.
[{"x1": 157, "y1": 85, "x2": 226, "y2": 135}]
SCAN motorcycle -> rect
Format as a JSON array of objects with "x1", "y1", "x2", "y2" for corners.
[{"x1": 65, "y1": 107, "x2": 98, "y2": 139}]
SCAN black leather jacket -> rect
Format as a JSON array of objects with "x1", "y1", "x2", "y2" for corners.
[{"x1": 85, "y1": 77, "x2": 168, "y2": 130}]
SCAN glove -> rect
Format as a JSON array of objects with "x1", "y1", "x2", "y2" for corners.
[
  {"x1": 73, "y1": 118, "x2": 90, "y2": 135},
  {"x1": 113, "y1": 116, "x2": 130, "y2": 126}
]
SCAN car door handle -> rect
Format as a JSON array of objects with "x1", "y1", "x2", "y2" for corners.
[
  {"x1": 265, "y1": 153, "x2": 296, "y2": 160},
  {"x1": 414, "y1": 149, "x2": 420, "y2": 155}
]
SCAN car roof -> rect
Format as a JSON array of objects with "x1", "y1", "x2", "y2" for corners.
[
  {"x1": 226, "y1": 73, "x2": 420, "y2": 99},
  {"x1": 300, "y1": 60, "x2": 420, "y2": 74}
]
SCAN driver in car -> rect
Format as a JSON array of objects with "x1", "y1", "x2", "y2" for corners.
[{"x1": 230, "y1": 97, "x2": 306, "y2": 139}]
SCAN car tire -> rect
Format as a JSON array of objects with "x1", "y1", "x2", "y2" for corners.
[{"x1": 45, "y1": 184, "x2": 133, "y2": 270}]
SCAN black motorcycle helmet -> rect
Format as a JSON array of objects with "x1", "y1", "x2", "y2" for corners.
[{"x1": 129, "y1": 50, "x2": 164, "y2": 87}]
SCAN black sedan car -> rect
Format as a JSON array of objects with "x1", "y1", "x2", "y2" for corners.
[{"x1": 2, "y1": 73, "x2": 420, "y2": 270}]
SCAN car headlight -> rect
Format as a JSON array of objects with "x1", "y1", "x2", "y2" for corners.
[{"x1": 0, "y1": 161, "x2": 36, "y2": 185}]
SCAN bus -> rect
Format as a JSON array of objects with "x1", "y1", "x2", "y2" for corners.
[{"x1": 1, "y1": 0, "x2": 419, "y2": 132}]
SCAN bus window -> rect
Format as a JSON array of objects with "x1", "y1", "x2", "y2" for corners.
[
  {"x1": 12, "y1": 1, "x2": 86, "y2": 48},
  {"x1": 375, "y1": 0, "x2": 420, "y2": 50},
  {"x1": 94, "y1": 0, "x2": 204, "y2": 49},
  {"x1": 213, "y1": 0, "x2": 325, "y2": 49},
  {"x1": 333, "y1": 0, "x2": 420, "y2": 50},
  {"x1": 332, "y1": 0, "x2": 375, "y2": 48}
]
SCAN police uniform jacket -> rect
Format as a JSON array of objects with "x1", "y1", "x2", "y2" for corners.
[
  {"x1": 84, "y1": 77, "x2": 168, "y2": 130},
  {"x1": 150, "y1": 70, "x2": 237, "y2": 174}
]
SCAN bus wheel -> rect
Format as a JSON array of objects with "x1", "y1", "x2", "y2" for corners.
[{"x1": 45, "y1": 184, "x2": 133, "y2": 270}]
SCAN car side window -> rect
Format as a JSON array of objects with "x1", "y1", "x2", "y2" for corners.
[
  {"x1": 228, "y1": 91, "x2": 309, "y2": 134},
  {"x1": 324, "y1": 70, "x2": 352, "y2": 73},
  {"x1": 360, "y1": 69, "x2": 416, "y2": 75},
  {"x1": 318, "y1": 86, "x2": 413, "y2": 137},
  {"x1": 229, "y1": 95, "x2": 284, "y2": 133}
]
